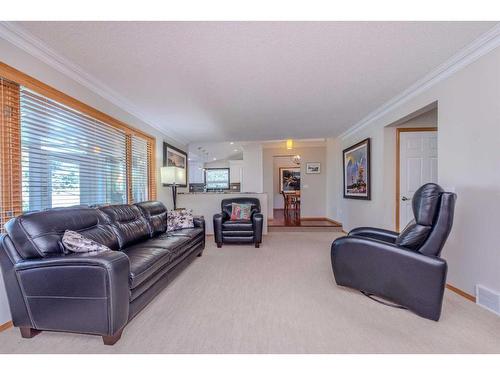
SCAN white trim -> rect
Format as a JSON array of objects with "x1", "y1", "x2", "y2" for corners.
[
  {"x1": 340, "y1": 23, "x2": 500, "y2": 140},
  {"x1": 0, "y1": 21, "x2": 188, "y2": 145}
]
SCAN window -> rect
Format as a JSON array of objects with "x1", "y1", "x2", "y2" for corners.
[
  {"x1": 131, "y1": 135, "x2": 150, "y2": 203},
  {"x1": 20, "y1": 87, "x2": 128, "y2": 211},
  {"x1": 205, "y1": 168, "x2": 230, "y2": 190},
  {"x1": 0, "y1": 65, "x2": 157, "y2": 232}
]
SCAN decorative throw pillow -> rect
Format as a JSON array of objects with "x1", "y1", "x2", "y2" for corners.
[
  {"x1": 230, "y1": 203, "x2": 252, "y2": 221},
  {"x1": 62, "y1": 230, "x2": 111, "y2": 254},
  {"x1": 167, "y1": 209, "x2": 194, "y2": 231}
]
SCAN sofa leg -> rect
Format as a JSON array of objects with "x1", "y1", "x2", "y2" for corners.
[
  {"x1": 217, "y1": 243, "x2": 222, "y2": 248},
  {"x1": 255, "y1": 243, "x2": 260, "y2": 248},
  {"x1": 197, "y1": 251, "x2": 203, "y2": 257},
  {"x1": 102, "y1": 328, "x2": 123, "y2": 346},
  {"x1": 19, "y1": 327, "x2": 41, "y2": 339}
]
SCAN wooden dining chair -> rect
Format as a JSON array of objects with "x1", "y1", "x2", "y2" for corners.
[{"x1": 282, "y1": 191, "x2": 290, "y2": 213}]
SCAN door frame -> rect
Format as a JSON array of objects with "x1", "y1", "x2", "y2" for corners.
[{"x1": 395, "y1": 127, "x2": 438, "y2": 231}]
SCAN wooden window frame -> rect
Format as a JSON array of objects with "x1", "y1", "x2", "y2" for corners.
[
  {"x1": 0, "y1": 78, "x2": 22, "y2": 227},
  {"x1": 0, "y1": 61, "x2": 157, "y2": 216}
]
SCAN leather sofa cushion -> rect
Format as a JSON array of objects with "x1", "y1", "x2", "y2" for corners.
[
  {"x1": 124, "y1": 235, "x2": 192, "y2": 288},
  {"x1": 123, "y1": 246, "x2": 173, "y2": 289},
  {"x1": 396, "y1": 220, "x2": 432, "y2": 251},
  {"x1": 135, "y1": 201, "x2": 168, "y2": 236},
  {"x1": 223, "y1": 230, "x2": 254, "y2": 237},
  {"x1": 99, "y1": 205, "x2": 150, "y2": 249},
  {"x1": 5, "y1": 207, "x2": 119, "y2": 259},
  {"x1": 222, "y1": 220, "x2": 253, "y2": 231},
  {"x1": 169, "y1": 227, "x2": 204, "y2": 239},
  {"x1": 143, "y1": 234, "x2": 191, "y2": 250}
]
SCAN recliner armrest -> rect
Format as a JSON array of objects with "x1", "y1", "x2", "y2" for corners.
[
  {"x1": 348, "y1": 227, "x2": 399, "y2": 244},
  {"x1": 14, "y1": 250, "x2": 130, "y2": 335}
]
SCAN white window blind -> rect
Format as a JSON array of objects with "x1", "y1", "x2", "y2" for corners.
[
  {"x1": 20, "y1": 87, "x2": 128, "y2": 211},
  {"x1": 131, "y1": 135, "x2": 149, "y2": 203}
]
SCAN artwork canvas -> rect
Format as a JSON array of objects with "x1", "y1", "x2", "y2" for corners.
[
  {"x1": 343, "y1": 138, "x2": 371, "y2": 200},
  {"x1": 280, "y1": 167, "x2": 301, "y2": 192},
  {"x1": 306, "y1": 162, "x2": 321, "y2": 174},
  {"x1": 163, "y1": 142, "x2": 188, "y2": 187}
]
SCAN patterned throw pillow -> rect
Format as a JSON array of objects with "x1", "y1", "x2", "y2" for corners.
[
  {"x1": 230, "y1": 203, "x2": 252, "y2": 221},
  {"x1": 62, "y1": 230, "x2": 111, "y2": 254},
  {"x1": 167, "y1": 209, "x2": 194, "y2": 231}
]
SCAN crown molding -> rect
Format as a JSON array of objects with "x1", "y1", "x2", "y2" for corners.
[
  {"x1": 0, "y1": 21, "x2": 189, "y2": 145},
  {"x1": 339, "y1": 22, "x2": 500, "y2": 140}
]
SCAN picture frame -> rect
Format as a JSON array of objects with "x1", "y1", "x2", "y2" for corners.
[
  {"x1": 163, "y1": 142, "x2": 188, "y2": 187},
  {"x1": 343, "y1": 138, "x2": 371, "y2": 200},
  {"x1": 279, "y1": 167, "x2": 301, "y2": 192},
  {"x1": 306, "y1": 162, "x2": 321, "y2": 174}
]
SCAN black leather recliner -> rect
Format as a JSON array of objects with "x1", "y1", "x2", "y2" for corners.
[
  {"x1": 0, "y1": 201, "x2": 205, "y2": 345},
  {"x1": 331, "y1": 183, "x2": 456, "y2": 321},
  {"x1": 213, "y1": 197, "x2": 264, "y2": 248}
]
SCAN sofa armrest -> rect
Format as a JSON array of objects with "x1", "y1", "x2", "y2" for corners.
[
  {"x1": 213, "y1": 213, "x2": 224, "y2": 245},
  {"x1": 193, "y1": 215, "x2": 205, "y2": 231},
  {"x1": 331, "y1": 235, "x2": 447, "y2": 320},
  {"x1": 14, "y1": 250, "x2": 130, "y2": 336},
  {"x1": 348, "y1": 227, "x2": 399, "y2": 244},
  {"x1": 252, "y1": 213, "x2": 264, "y2": 244}
]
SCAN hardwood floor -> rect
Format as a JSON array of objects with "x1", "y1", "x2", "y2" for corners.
[{"x1": 269, "y1": 209, "x2": 342, "y2": 228}]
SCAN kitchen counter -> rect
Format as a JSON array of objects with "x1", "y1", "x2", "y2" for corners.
[{"x1": 177, "y1": 192, "x2": 268, "y2": 235}]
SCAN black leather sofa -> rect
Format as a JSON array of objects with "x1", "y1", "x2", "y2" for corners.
[
  {"x1": 331, "y1": 183, "x2": 456, "y2": 321},
  {"x1": 0, "y1": 201, "x2": 205, "y2": 345},
  {"x1": 213, "y1": 197, "x2": 264, "y2": 248}
]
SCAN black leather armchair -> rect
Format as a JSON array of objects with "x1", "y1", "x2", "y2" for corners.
[
  {"x1": 331, "y1": 183, "x2": 456, "y2": 321},
  {"x1": 213, "y1": 197, "x2": 263, "y2": 248}
]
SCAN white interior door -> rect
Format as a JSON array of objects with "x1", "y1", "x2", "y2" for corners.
[{"x1": 399, "y1": 130, "x2": 438, "y2": 230}]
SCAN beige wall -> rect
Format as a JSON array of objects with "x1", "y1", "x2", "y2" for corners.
[
  {"x1": 326, "y1": 46, "x2": 500, "y2": 297},
  {"x1": 264, "y1": 146, "x2": 327, "y2": 219},
  {"x1": 0, "y1": 38, "x2": 186, "y2": 324},
  {"x1": 241, "y1": 143, "x2": 264, "y2": 193}
]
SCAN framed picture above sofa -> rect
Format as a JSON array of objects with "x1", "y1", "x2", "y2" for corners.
[{"x1": 343, "y1": 138, "x2": 371, "y2": 200}]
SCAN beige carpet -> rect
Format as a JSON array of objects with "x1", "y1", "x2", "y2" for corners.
[{"x1": 1, "y1": 232, "x2": 499, "y2": 354}]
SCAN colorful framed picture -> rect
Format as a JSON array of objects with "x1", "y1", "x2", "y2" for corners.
[
  {"x1": 163, "y1": 142, "x2": 188, "y2": 187},
  {"x1": 306, "y1": 162, "x2": 321, "y2": 174},
  {"x1": 279, "y1": 167, "x2": 301, "y2": 192},
  {"x1": 343, "y1": 138, "x2": 371, "y2": 200}
]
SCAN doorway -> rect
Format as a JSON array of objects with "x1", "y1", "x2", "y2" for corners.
[
  {"x1": 272, "y1": 155, "x2": 301, "y2": 225},
  {"x1": 396, "y1": 127, "x2": 438, "y2": 231}
]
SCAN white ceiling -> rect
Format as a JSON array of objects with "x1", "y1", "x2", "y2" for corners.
[
  {"x1": 14, "y1": 21, "x2": 497, "y2": 144},
  {"x1": 189, "y1": 138, "x2": 326, "y2": 163}
]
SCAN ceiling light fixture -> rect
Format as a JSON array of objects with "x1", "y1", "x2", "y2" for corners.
[{"x1": 286, "y1": 139, "x2": 293, "y2": 150}]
